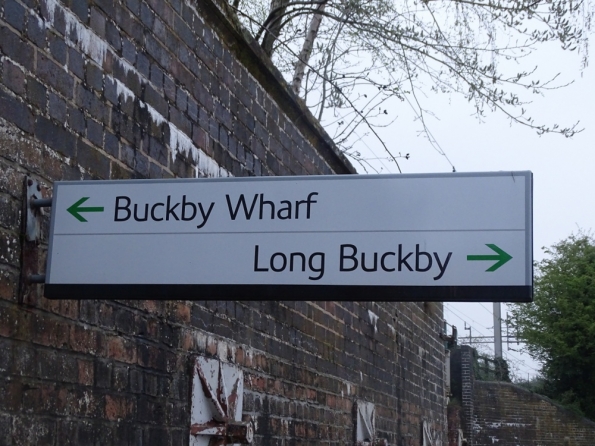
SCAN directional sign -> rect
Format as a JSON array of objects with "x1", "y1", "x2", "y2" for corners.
[
  {"x1": 67, "y1": 197, "x2": 105, "y2": 222},
  {"x1": 467, "y1": 244, "x2": 513, "y2": 272},
  {"x1": 44, "y1": 172, "x2": 533, "y2": 302}
]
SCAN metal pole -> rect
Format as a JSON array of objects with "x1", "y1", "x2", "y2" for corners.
[
  {"x1": 493, "y1": 302, "x2": 502, "y2": 358},
  {"x1": 30, "y1": 198, "x2": 53, "y2": 208}
]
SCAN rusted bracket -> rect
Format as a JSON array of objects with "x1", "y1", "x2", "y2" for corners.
[
  {"x1": 196, "y1": 359, "x2": 229, "y2": 422},
  {"x1": 190, "y1": 417, "x2": 254, "y2": 445},
  {"x1": 356, "y1": 440, "x2": 388, "y2": 446},
  {"x1": 24, "y1": 177, "x2": 52, "y2": 242},
  {"x1": 354, "y1": 401, "x2": 389, "y2": 446},
  {"x1": 19, "y1": 176, "x2": 52, "y2": 303},
  {"x1": 191, "y1": 356, "x2": 254, "y2": 444}
]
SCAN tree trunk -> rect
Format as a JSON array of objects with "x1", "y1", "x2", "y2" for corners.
[
  {"x1": 291, "y1": 1, "x2": 328, "y2": 95},
  {"x1": 261, "y1": 0, "x2": 291, "y2": 57}
]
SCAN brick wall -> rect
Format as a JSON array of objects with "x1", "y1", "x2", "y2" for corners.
[
  {"x1": 0, "y1": 0, "x2": 447, "y2": 444},
  {"x1": 450, "y1": 346, "x2": 595, "y2": 445},
  {"x1": 474, "y1": 382, "x2": 595, "y2": 445}
]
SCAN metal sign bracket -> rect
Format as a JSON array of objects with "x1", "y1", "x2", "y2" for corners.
[
  {"x1": 18, "y1": 176, "x2": 51, "y2": 303},
  {"x1": 190, "y1": 356, "x2": 254, "y2": 445}
]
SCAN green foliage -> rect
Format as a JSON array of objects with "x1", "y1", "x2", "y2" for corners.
[
  {"x1": 509, "y1": 233, "x2": 595, "y2": 419},
  {"x1": 515, "y1": 375, "x2": 546, "y2": 393},
  {"x1": 473, "y1": 351, "x2": 511, "y2": 382}
]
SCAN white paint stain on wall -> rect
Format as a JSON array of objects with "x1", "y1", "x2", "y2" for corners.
[
  {"x1": 368, "y1": 310, "x2": 379, "y2": 333},
  {"x1": 45, "y1": 0, "x2": 108, "y2": 65},
  {"x1": 114, "y1": 78, "x2": 136, "y2": 105},
  {"x1": 41, "y1": 0, "x2": 231, "y2": 178}
]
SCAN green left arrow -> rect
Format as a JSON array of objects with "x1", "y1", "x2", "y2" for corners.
[
  {"x1": 467, "y1": 244, "x2": 512, "y2": 272},
  {"x1": 67, "y1": 197, "x2": 104, "y2": 222}
]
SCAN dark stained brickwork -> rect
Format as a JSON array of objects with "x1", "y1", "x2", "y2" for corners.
[
  {"x1": 450, "y1": 346, "x2": 595, "y2": 445},
  {"x1": 474, "y1": 382, "x2": 595, "y2": 445},
  {"x1": 0, "y1": 0, "x2": 446, "y2": 444}
]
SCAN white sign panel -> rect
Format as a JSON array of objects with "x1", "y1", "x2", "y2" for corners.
[{"x1": 45, "y1": 172, "x2": 532, "y2": 301}]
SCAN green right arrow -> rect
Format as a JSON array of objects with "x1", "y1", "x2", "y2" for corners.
[
  {"x1": 467, "y1": 244, "x2": 513, "y2": 272},
  {"x1": 67, "y1": 197, "x2": 104, "y2": 222}
]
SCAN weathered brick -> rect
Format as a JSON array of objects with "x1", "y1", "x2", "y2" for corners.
[
  {"x1": 67, "y1": 107, "x2": 86, "y2": 135},
  {"x1": 25, "y1": 76, "x2": 47, "y2": 111},
  {"x1": 85, "y1": 61, "x2": 104, "y2": 92},
  {"x1": 105, "y1": 394, "x2": 134, "y2": 421},
  {"x1": 32, "y1": 314, "x2": 70, "y2": 349},
  {"x1": 104, "y1": 131, "x2": 119, "y2": 157},
  {"x1": 77, "y1": 139, "x2": 110, "y2": 178},
  {"x1": 89, "y1": 7, "x2": 106, "y2": 37},
  {"x1": 145, "y1": 33, "x2": 169, "y2": 68},
  {"x1": 174, "y1": 14, "x2": 194, "y2": 49},
  {"x1": 122, "y1": 37, "x2": 137, "y2": 66},
  {"x1": 35, "y1": 116, "x2": 76, "y2": 157},
  {"x1": 142, "y1": 82, "x2": 168, "y2": 119},
  {"x1": 133, "y1": 51, "x2": 149, "y2": 78},
  {"x1": 105, "y1": 21, "x2": 121, "y2": 53},
  {"x1": 1, "y1": 59, "x2": 25, "y2": 96},
  {"x1": 0, "y1": 2, "x2": 446, "y2": 445},
  {"x1": 70, "y1": 0, "x2": 89, "y2": 22},
  {"x1": 169, "y1": 107, "x2": 191, "y2": 136},
  {"x1": 148, "y1": 62, "x2": 164, "y2": 89},
  {"x1": 12, "y1": 416, "x2": 56, "y2": 445},
  {"x1": 0, "y1": 91, "x2": 33, "y2": 134},
  {"x1": 68, "y1": 47, "x2": 85, "y2": 80},
  {"x1": 4, "y1": 0, "x2": 26, "y2": 32},
  {"x1": 126, "y1": 0, "x2": 141, "y2": 16},
  {"x1": 93, "y1": 0, "x2": 115, "y2": 15},
  {"x1": 26, "y1": 11, "x2": 46, "y2": 47},
  {"x1": 49, "y1": 32, "x2": 68, "y2": 65},
  {"x1": 162, "y1": 74, "x2": 175, "y2": 103},
  {"x1": 139, "y1": 2, "x2": 155, "y2": 28},
  {"x1": 86, "y1": 118, "x2": 104, "y2": 147},
  {"x1": 48, "y1": 92, "x2": 67, "y2": 122},
  {"x1": 75, "y1": 84, "x2": 109, "y2": 124},
  {"x1": 37, "y1": 53, "x2": 73, "y2": 98}
]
